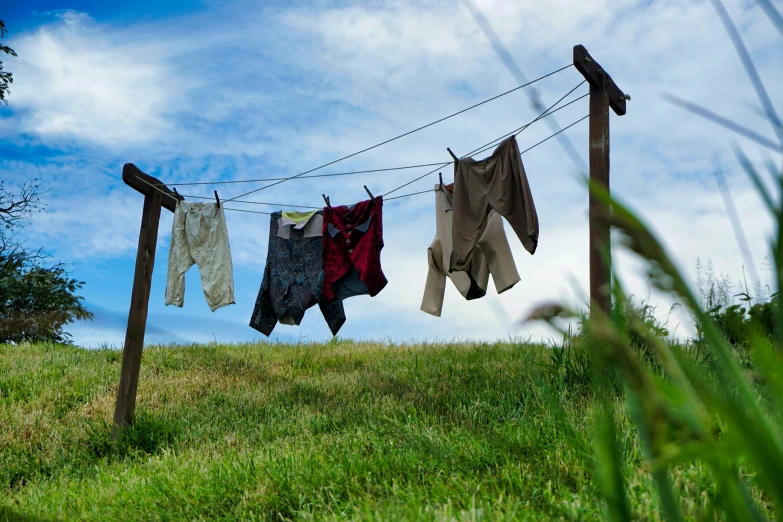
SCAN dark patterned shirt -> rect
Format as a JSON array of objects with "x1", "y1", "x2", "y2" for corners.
[{"x1": 250, "y1": 211, "x2": 346, "y2": 336}]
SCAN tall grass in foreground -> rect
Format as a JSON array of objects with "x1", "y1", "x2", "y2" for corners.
[{"x1": 529, "y1": 2, "x2": 783, "y2": 519}]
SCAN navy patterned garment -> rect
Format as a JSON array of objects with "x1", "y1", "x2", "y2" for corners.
[{"x1": 250, "y1": 211, "x2": 346, "y2": 336}]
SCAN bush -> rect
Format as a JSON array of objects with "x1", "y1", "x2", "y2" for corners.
[{"x1": 0, "y1": 244, "x2": 92, "y2": 344}]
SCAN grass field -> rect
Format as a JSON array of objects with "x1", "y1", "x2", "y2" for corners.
[{"x1": 0, "y1": 339, "x2": 728, "y2": 521}]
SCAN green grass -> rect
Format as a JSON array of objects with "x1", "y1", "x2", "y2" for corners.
[{"x1": 0, "y1": 339, "x2": 733, "y2": 521}]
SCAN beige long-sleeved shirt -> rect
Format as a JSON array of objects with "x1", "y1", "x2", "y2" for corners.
[{"x1": 420, "y1": 185, "x2": 520, "y2": 317}]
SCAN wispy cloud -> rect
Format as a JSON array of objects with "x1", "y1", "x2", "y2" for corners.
[{"x1": 6, "y1": 11, "x2": 189, "y2": 148}]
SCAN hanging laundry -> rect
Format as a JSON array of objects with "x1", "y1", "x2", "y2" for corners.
[
  {"x1": 421, "y1": 184, "x2": 520, "y2": 317},
  {"x1": 165, "y1": 201, "x2": 235, "y2": 312},
  {"x1": 277, "y1": 210, "x2": 322, "y2": 239},
  {"x1": 322, "y1": 196, "x2": 387, "y2": 301},
  {"x1": 449, "y1": 135, "x2": 539, "y2": 274},
  {"x1": 250, "y1": 210, "x2": 346, "y2": 336}
]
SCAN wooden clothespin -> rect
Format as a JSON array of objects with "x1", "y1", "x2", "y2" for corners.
[
  {"x1": 322, "y1": 194, "x2": 331, "y2": 209},
  {"x1": 363, "y1": 185, "x2": 374, "y2": 200},
  {"x1": 446, "y1": 147, "x2": 458, "y2": 162},
  {"x1": 214, "y1": 190, "x2": 220, "y2": 208}
]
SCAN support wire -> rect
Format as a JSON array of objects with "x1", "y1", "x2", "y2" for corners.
[
  {"x1": 383, "y1": 80, "x2": 587, "y2": 197},
  {"x1": 222, "y1": 64, "x2": 574, "y2": 203}
]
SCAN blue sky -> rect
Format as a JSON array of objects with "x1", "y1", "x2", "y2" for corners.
[{"x1": 1, "y1": 0, "x2": 781, "y2": 347}]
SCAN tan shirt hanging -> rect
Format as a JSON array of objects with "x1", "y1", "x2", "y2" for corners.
[{"x1": 421, "y1": 185, "x2": 520, "y2": 317}]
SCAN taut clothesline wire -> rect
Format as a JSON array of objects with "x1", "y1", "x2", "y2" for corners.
[
  {"x1": 134, "y1": 112, "x2": 588, "y2": 215},
  {"x1": 167, "y1": 163, "x2": 450, "y2": 186},
  {"x1": 215, "y1": 80, "x2": 586, "y2": 208},
  {"x1": 175, "y1": 196, "x2": 321, "y2": 209},
  {"x1": 221, "y1": 64, "x2": 574, "y2": 204},
  {"x1": 177, "y1": 87, "x2": 586, "y2": 209},
  {"x1": 133, "y1": 74, "x2": 588, "y2": 214},
  {"x1": 158, "y1": 80, "x2": 587, "y2": 211},
  {"x1": 383, "y1": 114, "x2": 588, "y2": 202},
  {"x1": 230, "y1": 114, "x2": 590, "y2": 209},
  {"x1": 382, "y1": 79, "x2": 587, "y2": 197},
  {"x1": 158, "y1": 92, "x2": 587, "y2": 188},
  {"x1": 129, "y1": 175, "x2": 276, "y2": 215}
]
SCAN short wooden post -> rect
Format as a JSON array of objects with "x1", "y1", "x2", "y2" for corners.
[
  {"x1": 573, "y1": 45, "x2": 628, "y2": 317},
  {"x1": 112, "y1": 191, "x2": 162, "y2": 435},
  {"x1": 113, "y1": 164, "x2": 180, "y2": 438}
]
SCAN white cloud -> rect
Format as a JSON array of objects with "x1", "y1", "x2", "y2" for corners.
[{"x1": 6, "y1": 11, "x2": 189, "y2": 147}]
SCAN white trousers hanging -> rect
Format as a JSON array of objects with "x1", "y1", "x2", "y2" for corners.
[{"x1": 165, "y1": 201, "x2": 235, "y2": 312}]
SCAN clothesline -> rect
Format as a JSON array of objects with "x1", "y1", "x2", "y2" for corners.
[
  {"x1": 157, "y1": 112, "x2": 588, "y2": 215},
  {"x1": 222, "y1": 64, "x2": 575, "y2": 204},
  {"x1": 173, "y1": 80, "x2": 587, "y2": 210},
  {"x1": 382, "y1": 114, "x2": 588, "y2": 199},
  {"x1": 160, "y1": 92, "x2": 587, "y2": 188},
  {"x1": 134, "y1": 72, "x2": 588, "y2": 214},
  {"x1": 382, "y1": 80, "x2": 587, "y2": 197},
  {"x1": 383, "y1": 114, "x2": 590, "y2": 199}
]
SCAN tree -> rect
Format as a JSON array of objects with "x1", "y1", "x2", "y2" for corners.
[
  {"x1": 0, "y1": 18, "x2": 38, "y2": 231},
  {"x1": 0, "y1": 238, "x2": 92, "y2": 344},
  {"x1": 0, "y1": 19, "x2": 17, "y2": 105},
  {"x1": 0, "y1": 19, "x2": 93, "y2": 344}
]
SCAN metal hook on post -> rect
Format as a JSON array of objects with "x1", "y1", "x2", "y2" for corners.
[
  {"x1": 214, "y1": 190, "x2": 220, "y2": 209},
  {"x1": 363, "y1": 185, "x2": 374, "y2": 200}
]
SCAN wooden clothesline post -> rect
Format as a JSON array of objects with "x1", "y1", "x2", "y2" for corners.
[
  {"x1": 111, "y1": 45, "x2": 628, "y2": 435},
  {"x1": 112, "y1": 164, "x2": 180, "y2": 439},
  {"x1": 573, "y1": 45, "x2": 628, "y2": 318}
]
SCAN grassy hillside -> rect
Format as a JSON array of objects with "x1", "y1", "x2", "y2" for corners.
[{"x1": 0, "y1": 340, "x2": 726, "y2": 521}]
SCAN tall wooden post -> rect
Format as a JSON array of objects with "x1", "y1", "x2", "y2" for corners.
[
  {"x1": 113, "y1": 164, "x2": 180, "y2": 438},
  {"x1": 573, "y1": 45, "x2": 628, "y2": 317}
]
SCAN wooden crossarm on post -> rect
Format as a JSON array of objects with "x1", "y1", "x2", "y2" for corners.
[
  {"x1": 112, "y1": 164, "x2": 179, "y2": 438},
  {"x1": 573, "y1": 45, "x2": 627, "y2": 116},
  {"x1": 122, "y1": 163, "x2": 181, "y2": 213},
  {"x1": 573, "y1": 45, "x2": 628, "y2": 318}
]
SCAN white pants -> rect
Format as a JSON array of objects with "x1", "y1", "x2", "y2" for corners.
[{"x1": 165, "y1": 202, "x2": 235, "y2": 312}]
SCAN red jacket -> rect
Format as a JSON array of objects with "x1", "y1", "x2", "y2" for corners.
[{"x1": 322, "y1": 196, "x2": 388, "y2": 301}]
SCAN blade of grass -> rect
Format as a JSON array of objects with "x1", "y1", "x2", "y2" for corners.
[
  {"x1": 735, "y1": 147, "x2": 779, "y2": 216},
  {"x1": 662, "y1": 94, "x2": 782, "y2": 154},
  {"x1": 588, "y1": 177, "x2": 783, "y2": 511},
  {"x1": 623, "y1": 389, "x2": 684, "y2": 522},
  {"x1": 755, "y1": 0, "x2": 783, "y2": 41},
  {"x1": 712, "y1": 155, "x2": 761, "y2": 291},
  {"x1": 666, "y1": 348, "x2": 773, "y2": 521},
  {"x1": 594, "y1": 395, "x2": 632, "y2": 522},
  {"x1": 710, "y1": 0, "x2": 783, "y2": 148}
]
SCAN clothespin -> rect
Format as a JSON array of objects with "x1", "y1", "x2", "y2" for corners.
[
  {"x1": 363, "y1": 185, "x2": 374, "y2": 200},
  {"x1": 322, "y1": 194, "x2": 331, "y2": 210},
  {"x1": 172, "y1": 188, "x2": 184, "y2": 201},
  {"x1": 214, "y1": 190, "x2": 220, "y2": 208},
  {"x1": 446, "y1": 147, "x2": 458, "y2": 162},
  {"x1": 438, "y1": 173, "x2": 444, "y2": 191}
]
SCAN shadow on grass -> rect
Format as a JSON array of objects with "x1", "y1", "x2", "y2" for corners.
[{"x1": 82, "y1": 412, "x2": 183, "y2": 460}]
